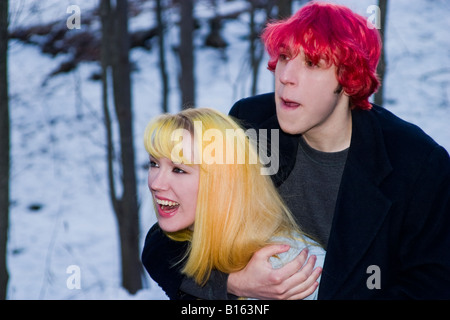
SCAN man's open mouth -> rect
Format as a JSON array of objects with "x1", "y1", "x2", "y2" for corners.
[{"x1": 281, "y1": 97, "x2": 301, "y2": 108}]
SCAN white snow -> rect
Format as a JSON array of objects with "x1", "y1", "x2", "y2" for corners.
[{"x1": 6, "y1": 0, "x2": 449, "y2": 299}]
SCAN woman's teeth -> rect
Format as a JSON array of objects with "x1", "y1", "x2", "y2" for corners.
[{"x1": 156, "y1": 198, "x2": 180, "y2": 209}]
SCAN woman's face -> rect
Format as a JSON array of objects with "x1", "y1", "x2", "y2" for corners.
[{"x1": 148, "y1": 155, "x2": 200, "y2": 233}]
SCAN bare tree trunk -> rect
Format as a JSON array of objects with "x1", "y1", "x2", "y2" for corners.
[
  {"x1": 374, "y1": 0, "x2": 387, "y2": 107},
  {"x1": 112, "y1": 0, "x2": 142, "y2": 295},
  {"x1": 100, "y1": 0, "x2": 117, "y2": 211},
  {"x1": 100, "y1": 0, "x2": 142, "y2": 294},
  {"x1": 249, "y1": 0, "x2": 274, "y2": 96},
  {"x1": 249, "y1": 1, "x2": 258, "y2": 95},
  {"x1": 179, "y1": 0, "x2": 195, "y2": 109},
  {"x1": 156, "y1": 0, "x2": 169, "y2": 113},
  {"x1": 0, "y1": 0, "x2": 10, "y2": 300},
  {"x1": 277, "y1": 0, "x2": 292, "y2": 19}
]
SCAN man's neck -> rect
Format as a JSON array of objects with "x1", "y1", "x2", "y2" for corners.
[{"x1": 302, "y1": 98, "x2": 352, "y2": 153}]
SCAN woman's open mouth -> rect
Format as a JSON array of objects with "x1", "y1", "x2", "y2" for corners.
[{"x1": 155, "y1": 198, "x2": 180, "y2": 217}]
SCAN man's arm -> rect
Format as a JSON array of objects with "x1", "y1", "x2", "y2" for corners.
[
  {"x1": 180, "y1": 244, "x2": 320, "y2": 300},
  {"x1": 227, "y1": 244, "x2": 322, "y2": 300},
  {"x1": 180, "y1": 270, "x2": 236, "y2": 300},
  {"x1": 141, "y1": 224, "x2": 194, "y2": 299},
  {"x1": 395, "y1": 146, "x2": 450, "y2": 298}
]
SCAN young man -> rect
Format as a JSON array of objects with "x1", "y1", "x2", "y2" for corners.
[{"x1": 142, "y1": 2, "x2": 450, "y2": 299}]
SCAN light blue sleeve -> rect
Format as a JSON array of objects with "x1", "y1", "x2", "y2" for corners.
[{"x1": 268, "y1": 234, "x2": 326, "y2": 300}]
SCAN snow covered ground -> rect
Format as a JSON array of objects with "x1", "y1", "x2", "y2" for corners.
[{"x1": 6, "y1": 0, "x2": 449, "y2": 299}]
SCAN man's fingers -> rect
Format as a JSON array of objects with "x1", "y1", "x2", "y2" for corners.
[
  {"x1": 299, "y1": 254, "x2": 317, "y2": 276},
  {"x1": 267, "y1": 252, "x2": 322, "y2": 299},
  {"x1": 254, "y1": 243, "x2": 292, "y2": 262},
  {"x1": 265, "y1": 248, "x2": 310, "y2": 286},
  {"x1": 291, "y1": 266, "x2": 323, "y2": 299},
  {"x1": 275, "y1": 248, "x2": 310, "y2": 275},
  {"x1": 288, "y1": 281, "x2": 319, "y2": 300}
]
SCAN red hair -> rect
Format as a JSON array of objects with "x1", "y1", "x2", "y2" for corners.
[{"x1": 262, "y1": 1, "x2": 381, "y2": 110}]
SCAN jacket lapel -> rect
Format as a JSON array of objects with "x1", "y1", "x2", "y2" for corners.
[
  {"x1": 258, "y1": 114, "x2": 301, "y2": 187},
  {"x1": 318, "y1": 107, "x2": 393, "y2": 299}
]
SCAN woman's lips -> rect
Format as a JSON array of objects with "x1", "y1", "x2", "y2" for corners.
[
  {"x1": 155, "y1": 196, "x2": 180, "y2": 218},
  {"x1": 156, "y1": 205, "x2": 178, "y2": 218}
]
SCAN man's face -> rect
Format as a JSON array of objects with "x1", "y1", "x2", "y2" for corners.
[{"x1": 274, "y1": 50, "x2": 348, "y2": 139}]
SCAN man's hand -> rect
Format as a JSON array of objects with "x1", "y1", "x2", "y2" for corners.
[{"x1": 227, "y1": 244, "x2": 322, "y2": 300}]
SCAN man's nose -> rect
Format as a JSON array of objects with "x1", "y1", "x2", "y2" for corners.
[{"x1": 279, "y1": 61, "x2": 298, "y2": 86}]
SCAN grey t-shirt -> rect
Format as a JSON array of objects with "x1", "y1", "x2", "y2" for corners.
[{"x1": 277, "y1": 137, "x2": 348, "y2": 249}]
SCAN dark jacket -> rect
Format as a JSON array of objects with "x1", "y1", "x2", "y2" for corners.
[{"x1": 142, "y1": 93, "x2": 450, "y2": 299}]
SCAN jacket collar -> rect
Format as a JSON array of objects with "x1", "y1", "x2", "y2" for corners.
[
  {"x1": 346, "y1": 106, "x2": 393, "y2": 186},
  {"x1": 258, "y1": 113, "x2": 301, "y2": 187},
  {"x1": 318, "y1": 106, "x2": 393, "y2": 299}
]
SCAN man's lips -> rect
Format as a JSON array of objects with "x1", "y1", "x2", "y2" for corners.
[{"x1": 280, "y1": 97, "x2": 301, "y2": 109}]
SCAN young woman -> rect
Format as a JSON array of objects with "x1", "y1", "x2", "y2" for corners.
[{"x1": 143, "y1": 107, "x2": 325, "y2": 299}]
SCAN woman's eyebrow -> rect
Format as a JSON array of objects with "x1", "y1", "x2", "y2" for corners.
[{"x1": 172, "y1": 160, "x2": 192, "y2": 167}]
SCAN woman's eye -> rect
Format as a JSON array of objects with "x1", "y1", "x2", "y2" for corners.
[
  {"x1": 149, "y1": 160, "x2": 159, "y2": 168},
  {"x1": 173, "y1": 167, "x2": 186, "y2": 174}
]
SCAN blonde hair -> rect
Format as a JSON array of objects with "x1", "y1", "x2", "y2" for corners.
[{"x1": 144, "y1": 108, "x2": 304, "y2": 285}]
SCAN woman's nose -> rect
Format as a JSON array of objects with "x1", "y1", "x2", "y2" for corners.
[{"x1": 149, "y1": 170, "x2": 169, "y2": 191}]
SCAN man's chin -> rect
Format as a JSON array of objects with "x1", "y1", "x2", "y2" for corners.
[{"x1": 278, "y1": 122, "x2": 303, "y2": 135}]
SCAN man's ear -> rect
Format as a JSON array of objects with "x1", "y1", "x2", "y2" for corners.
[{"x1": 333, "y1": 84, "x2": 343, "y2": 94}]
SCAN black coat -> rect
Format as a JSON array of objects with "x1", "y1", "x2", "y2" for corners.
[{"x1": 142, "y1": 93, "x2": 450, "y2": 299}]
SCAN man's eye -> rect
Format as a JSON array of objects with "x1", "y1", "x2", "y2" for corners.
[
  {"x1": 279, "y1": 53, "x2": 289, "y2": 61},
  {"x1": 305, "y1": 59, "x2": 319, "y2": 68}
]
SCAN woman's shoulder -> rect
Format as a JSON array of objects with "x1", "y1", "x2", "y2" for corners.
[{"x1": 269, "y1": 232, "x2": 326, "y2": 269}]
